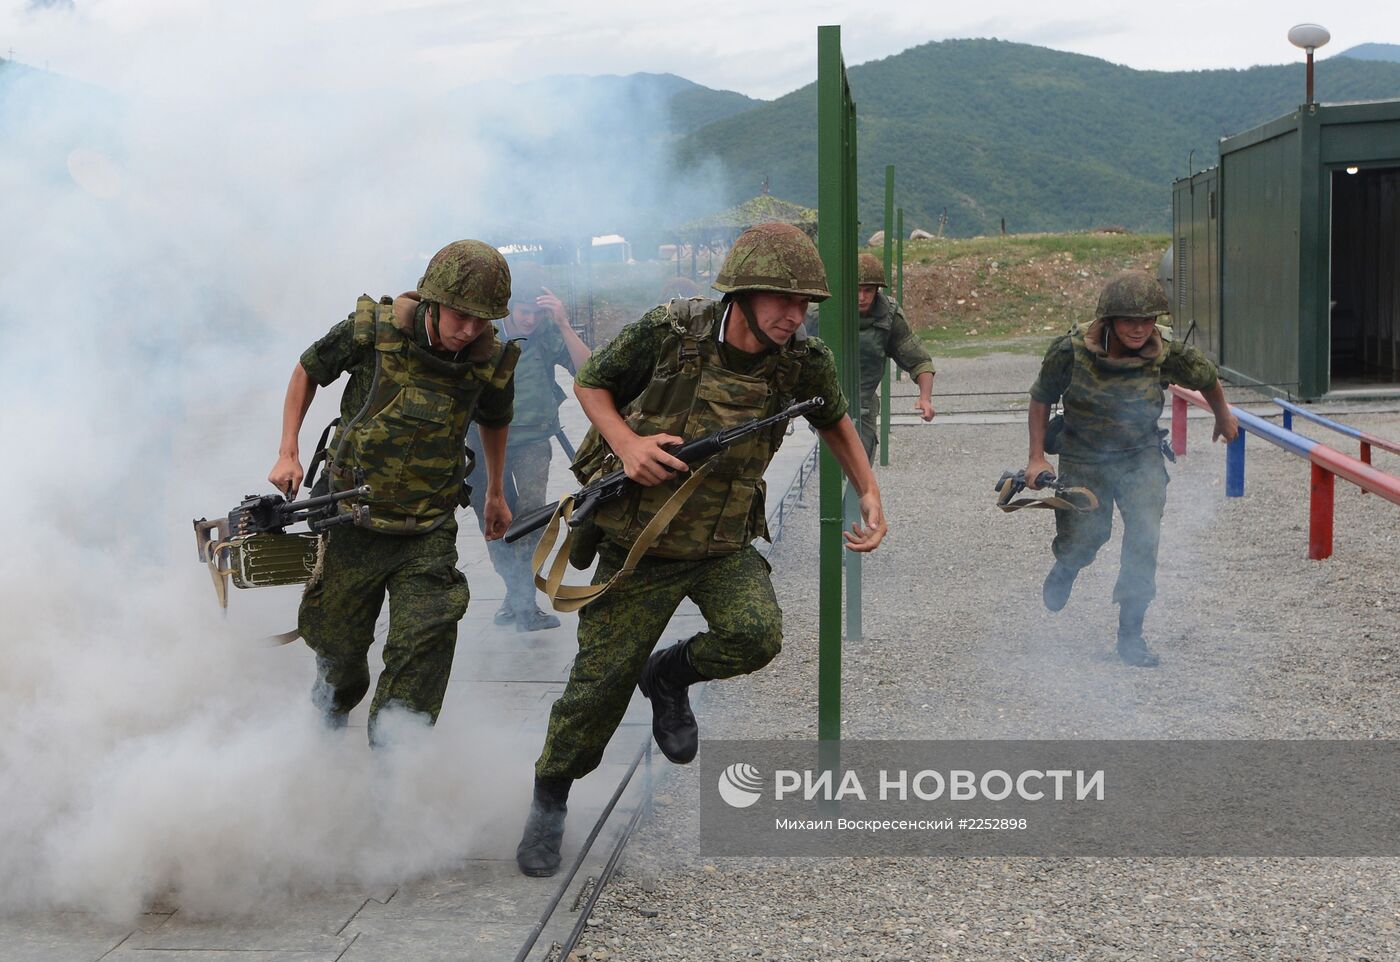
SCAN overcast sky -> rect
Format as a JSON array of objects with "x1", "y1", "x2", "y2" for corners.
[{"x1": 2, "y1": 0, "x2": 1395, "y2": 100}]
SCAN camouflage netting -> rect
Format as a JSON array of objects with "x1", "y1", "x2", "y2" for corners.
[{"x1": 675, "y1": 194, "x2": 818, "y2": 236}]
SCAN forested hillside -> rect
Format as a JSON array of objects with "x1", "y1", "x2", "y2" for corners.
[{"x1": 676, "y1": 39, "x2": 1400, "y2": 235}]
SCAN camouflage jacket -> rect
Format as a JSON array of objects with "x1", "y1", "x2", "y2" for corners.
[
  {"x1": 858, "y1": 292, "x2": 935, "y2": 418},
  {"x1": 572, "y1": 297, "x2": 846, "y2": 559},
  {"x1": 1030, "y1": 319, "x2": 1219, "y2": 462},
  {"x1": 306, "y1": 294, "x2": 518, "y2": 534}
]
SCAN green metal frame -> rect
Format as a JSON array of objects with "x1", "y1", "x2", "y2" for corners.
[
  {"x1": 816, "y1": 24, "x2": 860, "y2": 742},
  {"x1": 879, "y1": 166, "x2": 894, "y2": 466}
]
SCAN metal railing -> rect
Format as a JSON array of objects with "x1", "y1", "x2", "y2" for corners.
[{"x1": 1170, "y1": 387, "x2": 1400, "y2": 559}]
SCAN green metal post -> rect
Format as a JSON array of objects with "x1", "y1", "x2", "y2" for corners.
[
  {"x1": 880, "y1": 166, "x2": 894, "y2": 466},
  {"x1": 897, "y1": 208, "x2": 905, "y2": 309},
  {"x1": 841, "y1": 66, "x2": 862, "y2": 649},
  {"x1": 816, "y1": 24, "x2": 859, "y2": 743}
]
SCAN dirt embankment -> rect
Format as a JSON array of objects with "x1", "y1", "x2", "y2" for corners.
[{"x1": 885, "y1": 232, "x2": 1171, "y2": 345}]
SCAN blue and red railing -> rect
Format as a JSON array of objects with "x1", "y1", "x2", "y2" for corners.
[{"x1": 1169, "y1": 387, "x2": 1400, "y2": 560}]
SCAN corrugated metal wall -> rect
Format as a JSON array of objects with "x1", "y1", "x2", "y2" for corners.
[
  {"x1": 1220, "y1": 126, "x2": 1302, "y2": 392},
  {"x1": 1171, "y1": 169, "x2": 1220, "y2": 358}
]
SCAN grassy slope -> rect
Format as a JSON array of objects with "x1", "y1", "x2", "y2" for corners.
[{"x1": 879, "y1": 230, "x2": 1171, "y2": 356}]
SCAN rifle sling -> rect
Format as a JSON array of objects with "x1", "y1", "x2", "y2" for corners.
[
  {"x1": 996, "y1": 485, "x2": 1099, "y2": 513},
  {"x1": 531, "y1": 461, "x2": 717, "y2": 612}
]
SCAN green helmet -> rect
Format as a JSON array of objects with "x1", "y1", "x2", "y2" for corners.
[
  {"x1": 713, "y1": 222, "x2": 830, "y2": 302},
  {"x1": 507, "y1": 262, "x2": 548, "y2": 308},
  {"x1": 417, "y1": 240, "x2": 511, "y2": 320},
  {"x1": 1095, "y1": 271, "x2": 1169, "y2": 322},
  {"x1": 858, "y1": 252, "x2": 887, "y2": 287},
  {"x1": 659, "y1": 275, "x2": 701, "y2": 300}
]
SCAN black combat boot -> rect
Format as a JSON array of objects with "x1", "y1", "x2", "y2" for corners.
[
  {"x1": 638, "y1": 640, "x2": 706, "y2": 764},
  {"x1": 1116, "y1": 601, "x2": 1159, "y2": 668},
  {"x1": 516, "y1": 777, "x2": 571, "y2": 877},
  {"x1": 1042, "y1": 561, "x2": 1078, "y2": 612}
]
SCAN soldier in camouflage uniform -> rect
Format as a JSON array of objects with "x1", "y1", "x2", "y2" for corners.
[
  {"x1": 466, "y1": 263, "x2": 591, "y2": 632},
  {"x1": 855, "y1": 252, "x2": 936, "y2": 461},
  {"x1": 268, "y1": 240, "x2": 519, "y2": 744},
  {"x1": 1024, "y1": 272, "x2": 1239, "y2": 667},
  {"x1": 516, "y1": 223, "x2": 888, "y2": 877}
]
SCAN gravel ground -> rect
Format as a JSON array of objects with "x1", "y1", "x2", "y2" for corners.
[{"x1": 573, "y1": 351, "x2": 1400, "y2": 962}]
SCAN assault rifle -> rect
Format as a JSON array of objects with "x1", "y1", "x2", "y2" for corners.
[
  {"x1": 193, "y1": 484, "x2": 371, "y2": 607},
  {"x1": 504, "y1": 397, "x2": 824, "y2": 544}
]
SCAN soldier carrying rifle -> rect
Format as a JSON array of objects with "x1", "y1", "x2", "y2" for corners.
[{"x1": 515, "y1": 223, "x2": 888, "y2": 877}]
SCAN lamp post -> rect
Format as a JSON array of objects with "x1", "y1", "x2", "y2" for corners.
[{"x1": 1287, "y1": 23, "x2": 1331, "y2": 105}]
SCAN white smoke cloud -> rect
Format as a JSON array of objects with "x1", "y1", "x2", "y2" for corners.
[{"x1": 0, "y1": 12, "x2": 725, "y2": 921}]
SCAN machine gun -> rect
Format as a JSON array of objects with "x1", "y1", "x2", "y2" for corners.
[
  {"x1": 505, "y1": 397, "x2": 825, "y2": 544},
  {"x1": 994, "y1": 469, "x2": 1098, "y2": 513},
  {"x1": 193, "y1": 485, "x2": 371, "y2": 608}
]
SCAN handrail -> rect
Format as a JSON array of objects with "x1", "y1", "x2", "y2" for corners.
[
  {"x1": 1273, "y1": 397, "x2": 1400, "y2": 458},
  {"x1": 1169, "y1": 386, "x2": 1400, "y2": 559}
]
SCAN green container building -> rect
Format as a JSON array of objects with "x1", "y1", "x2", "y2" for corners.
[{"x1": 1172, "y1": 100, "x2": 1400, "y2": 399}]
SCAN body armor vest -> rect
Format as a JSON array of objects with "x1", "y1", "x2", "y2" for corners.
[
  {"x1": 572, "y1": 298, "x2": 805, "y2": 560},
  {"x1": 328, "y1": 295, "x2": 519, "y2": 535},
  {"x1": 1060, "y1": 322, "x2": 1169, "y2": 459}
]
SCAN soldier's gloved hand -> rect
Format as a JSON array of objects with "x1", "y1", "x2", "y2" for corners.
[
  {"x1": 914, "y1": 398, "x2": 936, "y2": 421},
  {"x1": 1213, "y1": 414, "x2": 1240, "y2": 444},
  {"x1": 483, "y1": 489, "x2": 512, "y2": 541},
  {"x1": 1024, "y1": 457, "x2": 1056, "y2": 490},
  {"x1": 268, "y1": 454, "x2": 304, "y2": 497},
  {"x1": 617, "y1": 432, "x2": 688, "y2": 487}
]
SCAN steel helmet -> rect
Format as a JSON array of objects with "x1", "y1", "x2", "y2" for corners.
[
  {"x1": 713, "y1": 222, "x2": 830, "y2": 302},
  {"x1": 417, "y1": 240, "x2": 512, "y2": 320},
  {"x1": 1095, "y1": 272, "x2": 1169, "y2": 322},
  {"x1": 858, "y1": 252, "x2": 887, "y2": 287}
]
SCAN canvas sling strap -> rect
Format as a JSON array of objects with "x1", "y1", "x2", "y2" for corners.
[
  {"x1": 995, "y1": 471, "x2": 1099, "y2": 513},
  {"x1": 530, "y1": 460, "x2": 717, "y2": 612}
]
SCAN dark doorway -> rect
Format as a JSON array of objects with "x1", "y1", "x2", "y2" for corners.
[{"x1": 1330, "y1": 166, "x2": 1400, "y2": 388}]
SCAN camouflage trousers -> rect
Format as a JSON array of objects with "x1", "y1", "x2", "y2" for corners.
[
  {"x1": 535, "y1": 542, "x2": 783, "y2": 782},
  {"x1": 298, "y1": 521, "x2": 469, "y2": 741},
  {"x1": 1053, "y1": 448, "x2": 1169, "y2": 607},
  {"x1": 467, "y1": 435, "x2": 552, "y2": 615}
]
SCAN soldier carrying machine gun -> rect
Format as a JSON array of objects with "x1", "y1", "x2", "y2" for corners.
[{"x1": 193, "y1": 484, "x2": 370, "y2": 609}]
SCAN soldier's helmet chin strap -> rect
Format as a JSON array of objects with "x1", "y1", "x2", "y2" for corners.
[{"x1": 735, "y1": 291, "x2": 783, "y2": 351}]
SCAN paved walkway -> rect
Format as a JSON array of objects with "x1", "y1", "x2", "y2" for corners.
[{"x1": 4, "y1": 376, "x2": 820, "y2": 962}]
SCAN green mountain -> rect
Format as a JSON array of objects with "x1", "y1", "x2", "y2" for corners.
[
  {"x1": 1335, "y1": 43, "x2": 1400, "y2": 63},
  {"x1": 674, "y1": 39, "x2": 1400, "y2": 236},
  {"x1": 514, "y1": 71, "x2": 763, "y2": 135}
]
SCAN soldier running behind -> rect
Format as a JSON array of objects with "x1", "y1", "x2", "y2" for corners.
[
  {"x1": 1023, "y1": 272, "x2": 1239, "y2": 667},
  {"x1": 516, "y1": 223, "x2": 888, "y2": 876}
]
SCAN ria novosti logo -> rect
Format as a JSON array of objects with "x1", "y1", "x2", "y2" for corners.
[{"x1": 717, "y1": 762, "x2": 764, "y2": 808}]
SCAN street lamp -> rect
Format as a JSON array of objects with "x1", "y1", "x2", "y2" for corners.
[{"x1": 1288, "y1": 23, "x2": 1331, "y2": 105}]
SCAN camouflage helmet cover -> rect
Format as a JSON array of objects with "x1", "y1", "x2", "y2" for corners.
[
  {"x1": 417, "y1": 240, "x2": 512, "y2": 320},
  {"x1": 1095, "y1": 271, "x2": 1169, "y2": 322},
  {"x1": 658, "y1": 275, "x2": 702, "y2": 300},
  {"x1": 713, "y1": 222, "x2": 830, "y2": 302},
  {"x1": 858, "y1": 252, "x2": 888, "y2": 287}
]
